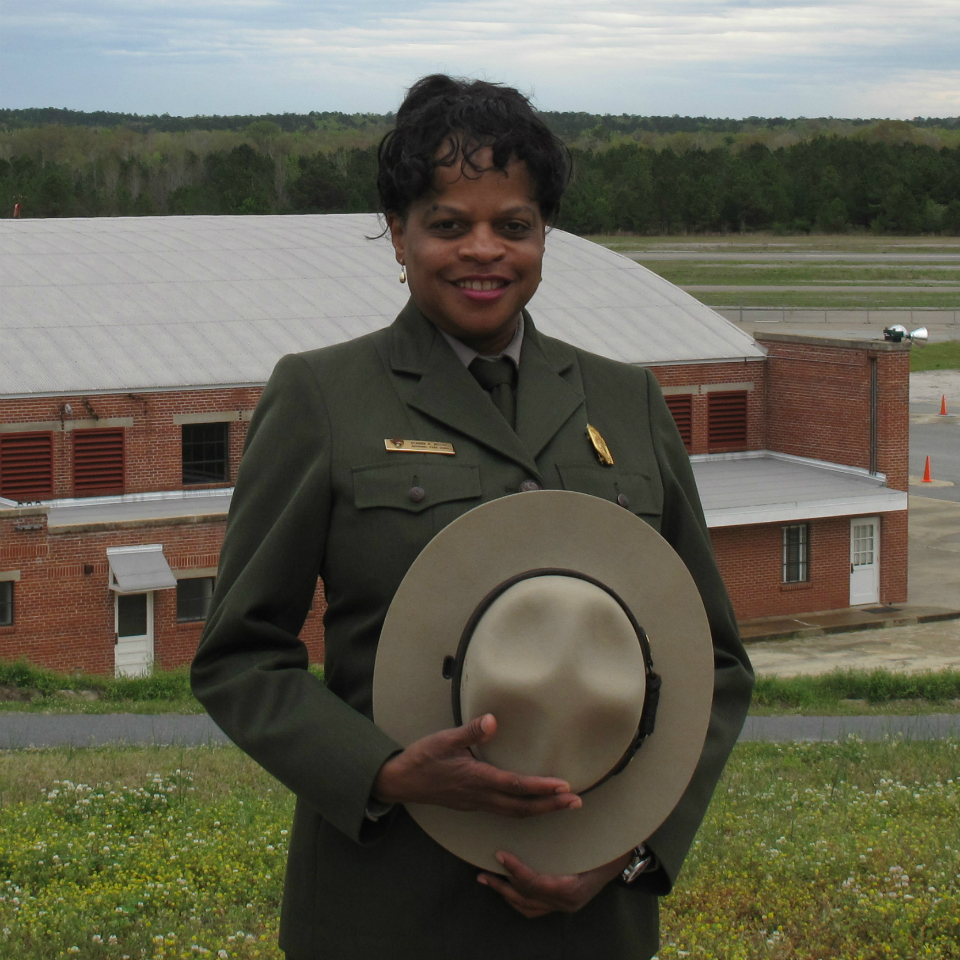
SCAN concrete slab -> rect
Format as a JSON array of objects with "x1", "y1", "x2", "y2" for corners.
[
  {"x1": 747, "y1": 618, "x2": 960, "y2": 677},
  {"x1": 740, "y1": 604, "x2": 960, "y2": 643},
  {"x1": 740, "y1": 493, "x2": 960, "y2": 676}
]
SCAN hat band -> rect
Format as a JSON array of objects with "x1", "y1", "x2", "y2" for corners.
[{"x1": 447, "y1": 568, "x2": 662, "y2": 793}]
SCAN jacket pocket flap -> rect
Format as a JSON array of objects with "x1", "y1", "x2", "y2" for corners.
[
  {"x1": 556, "y1": 463, "x2": 663, "y2": 517},
  {"x1": 353, "y1": 462, "x2": 482, "y2": 513}
]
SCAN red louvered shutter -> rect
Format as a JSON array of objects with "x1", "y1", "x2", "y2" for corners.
[
  {"x1": 664, "y1": 394, "x2": 693, "y2": 452},
  {"x1": 707, "y1": 391, "x2": 748, "y2": 451},
  {"x1": 0, "y1": 432, "x2": 54, "y2": 500},
  {"x1": 73, "y1": 429, "x2": 125, "y2": 496}
]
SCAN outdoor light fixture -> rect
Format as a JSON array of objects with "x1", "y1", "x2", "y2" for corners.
[{"x1": 883, "y1": 325, "x2": 928, "y2": 343}]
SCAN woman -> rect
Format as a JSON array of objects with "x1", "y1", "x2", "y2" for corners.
[{"x1": 192, "y1": 75, "x2": 753, "y2": 960}]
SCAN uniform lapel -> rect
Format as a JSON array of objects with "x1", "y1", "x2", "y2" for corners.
[
  {"x1": 388, "y1": 301, "x2": 541, "y2": 475},
  {"x1": 515, "y1": 314, "x2": 585, "y2": 461}
]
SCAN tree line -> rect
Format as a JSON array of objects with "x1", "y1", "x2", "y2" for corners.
[
  {"x1": 3, "y1": 107, "x2": 959, "y2": 137},
  {"x1": 2, "y1": 116, "x2": 960, "y2": 234}
]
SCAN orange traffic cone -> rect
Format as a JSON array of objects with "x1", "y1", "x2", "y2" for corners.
[
  {"x1": 923, "y1": 456, "x2": 933, "y2": 483},
  {"x1": 941, "y1": 395, "x2": 949, "y2": 416}
]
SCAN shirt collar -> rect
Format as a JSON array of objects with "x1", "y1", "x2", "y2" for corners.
[{"x1": 439, "y1": 315, "x2": 524, "y2": 369}]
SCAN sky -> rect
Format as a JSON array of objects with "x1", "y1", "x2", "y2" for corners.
[{"x1": 3, "y1": 0, "x2": 960, "y2": 120}]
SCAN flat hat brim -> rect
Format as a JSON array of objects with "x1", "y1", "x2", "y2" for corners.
[{"x1": 373, "y1": 490, "x2": 714, "y2": 876}]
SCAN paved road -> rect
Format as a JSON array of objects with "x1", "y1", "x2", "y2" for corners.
[
  {"x1": 1, "y1": 712, "x2": 959, "y2": 748},
  {"x1": 0, "y1": 713, "x2": 230, "y2": 749},
  {"x1": 910, "y1": 412, "x2": 960, "y2": 503}
]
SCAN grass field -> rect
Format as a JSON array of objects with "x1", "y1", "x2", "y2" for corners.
[
  {"x1": 639, "y1": 264, "x2": 960, "y2": 286},
  {"x1": 706, "y1": 290, "x2": 960, "y2": 309},
  {"x1": 588, "y1": 234, "x2": 960, "y2": 310},
  {"x1": 911, "y1": 340, "x2": 960, "y2": 372},
  {"x1": 2, "y1": 740, "x2": 959, "y2": 959},
  {"x1": 6, "y1": 663, "x2": 960, "y2": 717},
  {"x1": 588, "y1": 234, "x2": 960, "y2": 255}
]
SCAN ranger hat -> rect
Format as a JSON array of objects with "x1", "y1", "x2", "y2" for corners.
[{"x1": 373, "y1": 490, "x2": 713, "y2": 876}]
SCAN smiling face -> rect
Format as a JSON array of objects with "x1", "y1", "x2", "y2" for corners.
[{"x1": 387, "y1": 147, "x2": 546, "y2": 356}]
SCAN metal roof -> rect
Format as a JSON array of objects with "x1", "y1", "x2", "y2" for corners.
[
  {"x1": 46, "y1": 488, "x2": 232, "y2": 529},
  {"x1": 106, "y1": 544, "x2": 177, "y2": 594},
  {"x1": 691, "y1": 452, "x2": 907, "y2": 527},
  {"x1": 1, "y1": 214, "x2": 763, "y2": 398}
]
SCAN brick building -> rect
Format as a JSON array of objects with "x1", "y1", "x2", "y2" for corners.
[{"x1": 0, "y1": 215, "x2": 909, "y2": 675}]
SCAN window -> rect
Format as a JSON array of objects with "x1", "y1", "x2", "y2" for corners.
[
  {"x1": 0, "y1": 432, "x2": 54, "y2": 500},
  {"x1": 852, "y1": 523, "x2": 875, "y2": 567},
  {"x1": 182, "y1": 423, "x2": 228, "y2": 484},
  {"x1": 177, "y1": 577, "x2": 216, "y2": 622},
  {"x1": 707, "y1": 391, "x2": 748, "y2": 452},
  {"x1": 783, "y1": 524, "x2": 809, "y2": 583},
  {"x1": 0, "y1": 582, "x2": 13, "y2": 627},
  {"x1": 74, "y1": 428, "x2": 125, "y2": 496},
  {"x1": 117, "y1": 593, "x2": 148, "y2": 637},
  {"x1": 664, "y1": 394, "x2": 693, "y2": 452}
]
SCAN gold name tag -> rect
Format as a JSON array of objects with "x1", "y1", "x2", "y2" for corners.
[{"x1": 384, "y1": 439, "x2": 456, "y2": 455}]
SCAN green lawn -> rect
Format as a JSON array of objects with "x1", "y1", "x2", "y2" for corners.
[
  {"x1": 0, "y1": 661, "x2": 322, "y2": 714},
  {"x1": 6, "y1": 663, "x2": 960, "y2": 717},
  {"x1": 585, "y1": 234, "x2": 960, "y2": 309},
  {"x1": 911, "y1": 340, "x2": 960, "y2": 372},
  {"x1": 1, "y1": 740, "x2": 959, "y2": 959},
  {"x1": 637, "y1": 263, "x2": 960, "y2": 286},
  {"x1": 588, "y1": 233, "x2": 960, "y2": 255},
  {"x1": 701, "y1": 289, "x2": 960, "y2": 309}
]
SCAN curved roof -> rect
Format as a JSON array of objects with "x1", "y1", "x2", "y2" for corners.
[{"x1": 0, "y1": 214, "x2": 763, "y2": 397}]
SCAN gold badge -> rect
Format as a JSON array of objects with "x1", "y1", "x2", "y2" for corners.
[
  {"x1": 384, "y1": 439, "x2": 456, "y2": 455},
  {"x1": 586, "y1": 425, "x2": 614, "y2": 466}
]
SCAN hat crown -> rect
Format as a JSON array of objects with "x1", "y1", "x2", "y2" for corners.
[{"x1": 460, "y1": 575, "x2": 647, "y2": 794}]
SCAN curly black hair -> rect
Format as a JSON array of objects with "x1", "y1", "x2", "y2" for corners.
[{"x1": 377, "y1": 74, "x2": 571, "y2": 223}]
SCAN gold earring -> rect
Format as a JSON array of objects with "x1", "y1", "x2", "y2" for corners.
[{"x1": 399, "y1": 263, "x2": 406, "y2": 284}]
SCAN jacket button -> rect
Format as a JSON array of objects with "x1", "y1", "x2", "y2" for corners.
[
  {"x1": 617, "y1": 493, "x2": 630, "y2": 508},
  {"x1": 409, "y1": 486, "x2": 425, "y2": 503},
  {"x1": 519, "y1": 480, "x2": 540, "y2": 492}
]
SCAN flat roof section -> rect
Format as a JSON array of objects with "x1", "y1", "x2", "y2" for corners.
[
  {"x1": 692, "y1": 453, "x2": 907, "y2": 527},
  {"x1": 46, "y1": 489, "x2": 232, "y2": 530}
]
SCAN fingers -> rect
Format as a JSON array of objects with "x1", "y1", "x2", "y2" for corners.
[
  {"x1": 449, "y1": 712, "x2": 497, "y2": 749},
  {"x1": 495, "y1": 852, "x2": 582, "y2": 912},
  {"x1": 392, "y1": 720, "x2": 581, "y2": 815},
  {"x1": 477, "y1": 872, "x2": 552, "y2": 919},
  {"x1": 479, "y1": 767, "x2": 579, "y2": 805},
  {"x1": 472, "y1": 790, "x2": 581, "y2": 818}
]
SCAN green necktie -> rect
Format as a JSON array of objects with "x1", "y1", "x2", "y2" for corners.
[{"x1": 469, "y1": 357, "x2": 517, "y2": 430}]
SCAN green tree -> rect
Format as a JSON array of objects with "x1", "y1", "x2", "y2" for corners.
[{"x1": 816, "y1": 197, "x2": 849, "y2": 232}]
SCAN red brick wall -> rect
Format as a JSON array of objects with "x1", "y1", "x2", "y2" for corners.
[
  {"x1": 712, "y1": 510, "x2": 909, "y2": 620},
  {"x1": 0, "y1": 511, "x2": 325, "y2": 675},
  {"x1": 758, "y1": 336, "x2": 910, "y2": 492},
  {"x1": 0, "y1": 387, "x2": 264, "y2": 499},
  {"x1": 0, "y1": 336, "x2": 913, "y2": 671},
  {"x1": 650, "y1": 361, "x2": 766, "y2": 455}
]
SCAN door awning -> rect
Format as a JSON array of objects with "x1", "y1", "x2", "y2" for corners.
[{"x1": 107, "y1": 544, "x2": 177, "y2": 594}]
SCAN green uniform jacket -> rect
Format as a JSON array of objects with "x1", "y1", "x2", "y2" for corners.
[{"x1": 191, "y1": 301, "x2": 754, "y2": 960}]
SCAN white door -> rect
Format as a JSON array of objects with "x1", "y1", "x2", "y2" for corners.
[
  {"x1": 115, "y1": 592, "x2": 154, "y2": 677},
  {"x1": 849, "y1": 517, "x2": 880, "y2": 606}
]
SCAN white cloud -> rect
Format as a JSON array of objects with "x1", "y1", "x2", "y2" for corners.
[{"x1": 2, "y1": 0, "x2": 958, "y2": 116}]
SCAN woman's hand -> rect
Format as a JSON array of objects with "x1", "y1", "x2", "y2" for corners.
[
  {"x1": 372, "y1": 714, "x2": 582, "y2": 817},
  {"x1": 477, "y1": 850, "x2": 632, "y2": 919}
]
